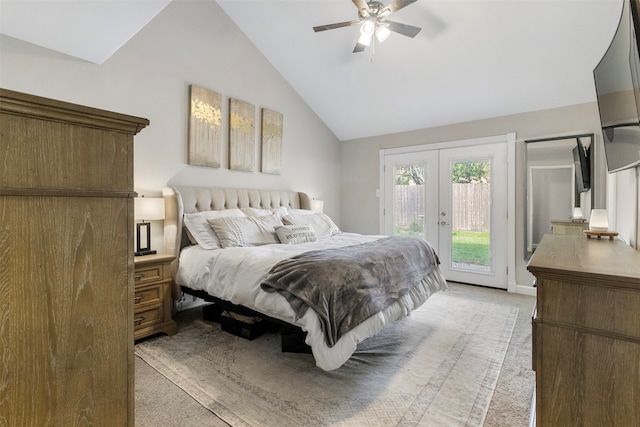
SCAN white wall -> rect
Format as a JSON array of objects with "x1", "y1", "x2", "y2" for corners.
[
  {"x1": 341, "y1": 102, "x2": 640, "y2": 292},
  {"x1": 608, "y1": 167, "x2": 639, "y2": 247},
  {"x1": 0, "y1": 0, "x2": 341, "y2": 252},
  {"x1": 2, "y1": 0, "x2": 638, "y2": 286}
]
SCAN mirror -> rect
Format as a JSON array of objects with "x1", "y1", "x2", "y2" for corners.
[{"x1": 524, "y1": 133, "x2": 594, "y2": 259}]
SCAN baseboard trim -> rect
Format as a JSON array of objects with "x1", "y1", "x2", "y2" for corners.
[{"x1": 516, "y1": 284, "x2": 537, "y2": 296}]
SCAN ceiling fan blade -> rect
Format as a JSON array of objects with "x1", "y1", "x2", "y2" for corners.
[
  {"x1": 313, "y1": 19, "x2": 361, "y2": 32},
  {"x1": 385, "y1": 20, "x2": 422, "y2": 38},
  {"x1": 353, "y1": 41, "x2": 366, "y2": 53},
  {"x1": 352, "y1": 0, "x2": 371, "y2": 18},
  {"x1": 378, "y1": 0, "x2": 419, "y2": 17}
]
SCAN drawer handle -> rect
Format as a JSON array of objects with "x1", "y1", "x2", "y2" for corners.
[
  {"x1": 134, "y1": 273, "x2": 144, "y2": 281},
  {"x1": 134, "y1": 317, "x2": 145, "y2": 325},
  {"x1": 134, "y1": 296, "x2": 144, "y2": 303}
]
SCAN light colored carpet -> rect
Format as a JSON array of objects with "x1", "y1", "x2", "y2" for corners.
[{"x1": 135, "y1": 291, "x2": 518, "y2": 426}]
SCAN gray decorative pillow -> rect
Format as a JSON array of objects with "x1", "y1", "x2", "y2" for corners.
[
  {"x1": 183, "y1": 208, "x2": 246, "y2": 249},
  {"x1": 275, "y1": 224, "x2": 318, "y2": 244},
  {"x1": 207, "y1": 214, "x2": 282, "y2": 248},
  {"x1": 282, "y1": 212, "x2": 341, "y2": 238}
]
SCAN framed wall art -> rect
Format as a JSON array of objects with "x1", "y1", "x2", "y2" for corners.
[
  {"x1": 187, "y1": 85, "x2": 222, "y2": 168},
  {"x1": 229, "y1": 98, "x2": 255, "y2": 172},
  {"x1": 261, "y1": 108, "x2": 283, "y2": 175}
]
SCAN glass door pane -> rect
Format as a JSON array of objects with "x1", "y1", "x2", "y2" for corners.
[
  {"x1": 438, "y1": 142, "x2": 507, "y2": 289},
  {"x1": 383, "y1": 150, "x2": 439, "y2": 247},
  {"x1": 450, "y1": 159, "x2": 491, "y2": 273},
  {"x1": 393, "y1": 163, "x2": 425, "y2": 238}
]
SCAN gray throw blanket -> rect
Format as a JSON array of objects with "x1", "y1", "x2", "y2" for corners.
[{"x1": 260, "y1": 236, "x2": 440, "y2": 347}]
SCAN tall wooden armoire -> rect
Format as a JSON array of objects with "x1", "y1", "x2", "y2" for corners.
[{"x1": 0, "y1": 89, "x2": 148, "y2": 425}]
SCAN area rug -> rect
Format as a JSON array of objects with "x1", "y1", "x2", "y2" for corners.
[{"x1": 135, "y1": 292, "x2": 518, "y2": 427}]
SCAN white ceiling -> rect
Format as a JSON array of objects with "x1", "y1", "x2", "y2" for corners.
[
  {"x1": 0, "y1": 0, "x2": 171, "y2": 65},
  {"x1": 0, "y1": 0, "x2": 624, "y2": 141}
]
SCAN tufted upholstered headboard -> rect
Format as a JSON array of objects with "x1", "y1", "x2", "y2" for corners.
[{"x1": 162, "y1": 186, "x2": 311, "y2": 298}]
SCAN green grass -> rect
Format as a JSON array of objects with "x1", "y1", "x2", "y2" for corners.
[
  {"x1": 394, "y1": 228, "x2": 490, "y2": 266},
  {"x1": 452, "y1": 230, "x2": 490, "y2": 266},
  {"x1": 394, "y1": 226, "x2": 423, "y2": 238}
]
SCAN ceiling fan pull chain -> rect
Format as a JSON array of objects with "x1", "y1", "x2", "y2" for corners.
[{"x1": 371, "y1": 38, "x2": 375, "y2": 62}]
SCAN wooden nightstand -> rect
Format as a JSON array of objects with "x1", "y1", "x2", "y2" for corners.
[{"x1": 134, "y1": 254, "x2": 177, "y2": 340}]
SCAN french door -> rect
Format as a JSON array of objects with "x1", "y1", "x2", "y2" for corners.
[{"x1": 383, "y1": 142, "x2": 508, "y2": 289}]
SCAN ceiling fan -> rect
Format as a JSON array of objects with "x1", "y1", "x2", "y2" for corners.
[{"x1": 313, "y1": 0, "x2": 422, "y2": 53}]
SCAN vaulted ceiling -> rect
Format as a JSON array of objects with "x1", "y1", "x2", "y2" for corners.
[{"x1": 0, "y1": 0, "x2": 624, "y2": 141}]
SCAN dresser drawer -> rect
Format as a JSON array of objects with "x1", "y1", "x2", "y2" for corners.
[
  {"x1": 540, "y1": 278, "x2": 640, "y2": 338},
  {"x1": 134, "y1": 305, "x2": 164, "y2": 331},
  {"x1": 134, "y1": 285, "x2": 161, "y2": 308},
  {"x1": 134, "y1": 264, "x2": 165, "y2": 286}
]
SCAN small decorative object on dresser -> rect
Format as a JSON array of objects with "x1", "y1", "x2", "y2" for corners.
[
  {"x1": 584, "y1": 208, "x2": 618, "y2": 239},
  {"x1": 134, "y1": 254, "x2": 177, "y2": 340}
]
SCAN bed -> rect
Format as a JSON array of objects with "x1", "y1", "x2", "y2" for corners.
[{"x1": 163, "y1": 186, "x2": 447, "y2": 370}]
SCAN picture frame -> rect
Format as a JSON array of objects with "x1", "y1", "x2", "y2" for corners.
[
  {"x1": 229, "y1": 98, "x2": 256, "y2": 172},
  {"x1": 187, "y1": 85, "x2": 222, "y2": 168},
  {"x1": 261, "y1": 108, "x2": 283, "y2": 175}
]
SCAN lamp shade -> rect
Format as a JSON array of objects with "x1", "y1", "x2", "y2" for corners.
[
  {"x1": 134, "y1": 197, "x2": 165, "y2": 221},
  {"x1": 310, "y1": 199, "x2": 324, "y2": 213},
  {"x1": 589, "y1": 209, "x2": 608, "y2": 231}
]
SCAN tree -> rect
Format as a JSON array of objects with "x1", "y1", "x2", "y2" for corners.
[
  {"x1": 451, "y1": 161, "x2": 490, "y2": 183},
  {"x1": 394, "y1": 165, "x2": 424, "y2": 185}
]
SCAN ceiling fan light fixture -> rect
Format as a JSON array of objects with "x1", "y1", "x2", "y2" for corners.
[
  {"x1": 360, "y1": 17, "x2": 375, "y2": 37},
  {"x1": 375, "y1": 24, "x2": 391, "y2": 43},
  {"x1": 358, "y1": 33, "x2": 373, "y2": 46},
  {"x1": 312, "y1": 0, "x2": 422, "y2": 54}
]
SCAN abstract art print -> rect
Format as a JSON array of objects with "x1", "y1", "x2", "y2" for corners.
[
  {"x1": 229, "y1": 98, "x2": 255, "y2": 172},
  {"x1": 261, "y1": 108, "x2": 283, "y2": 175},
  {"x1": 188, "y1": 85, "x2": 222, "y2": 168}
]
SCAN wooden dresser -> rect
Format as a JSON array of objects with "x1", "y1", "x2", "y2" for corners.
[
  {"x1": 528, "y1": 234, "x2": 640, "y2": 426},
  {"x1": 0, "y1": 89, "x2": 148, "y2": 425},
  {"x1": 550, "y1": 219, "x2": 589, "y2": 236}
]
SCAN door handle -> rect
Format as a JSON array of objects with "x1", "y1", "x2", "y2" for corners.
[{"x1": 440, "y1": 221, "x2": 449, "y2": 226}]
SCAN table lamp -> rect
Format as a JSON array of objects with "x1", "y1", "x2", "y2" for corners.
[
  {"x1": 135, "y1": 196, "x2": 165, "y2": 256},
  {"x1": 589, "y1": 209, "x2": 609, "y2": 232},
  {"x1": 311, "y1": 199, "x2": 324, "y2": 213}
]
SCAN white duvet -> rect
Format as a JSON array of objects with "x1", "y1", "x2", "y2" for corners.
[{"x1": 176, "y1": 233, "x2": 446, "y2": 370}]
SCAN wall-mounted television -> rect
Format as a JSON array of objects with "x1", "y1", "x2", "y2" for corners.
[
  {"x1": 593, "y1": 0, "x2": 640, "y2": 173},
  {"x1": 573, "y1": 139, "x2": 591, "y2": 192}
]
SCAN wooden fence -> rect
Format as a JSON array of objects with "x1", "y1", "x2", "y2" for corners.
[{"x1": 394, "y1": 183, "x2": 490, "y2": 232}]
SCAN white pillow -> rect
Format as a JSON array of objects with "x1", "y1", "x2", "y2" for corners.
[
  {"x1": 207, "y1": 214, "x2": 283, "y2": 248},
  {"x1": 287, "y1": 208, "x2": 314, "y2": 215},
  {"x1": 241, "y1": 206, "x2": 289, "y2": 218},
  {"x1": 275, "y1": 224, "x2": 318, "y2": 244},
  {"x1": 183, "y1": 209, "x2": 246, "y2": 250},
  {"x1": 282, "y1": 212, "x2": 341, "y2": 238}
]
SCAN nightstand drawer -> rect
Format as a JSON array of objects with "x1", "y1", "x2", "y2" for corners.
[
  {"x1": 134, "y1": 285, "x2": 161, "y2": 308},
  {"x1": 134, "y1": 264, "x2": 164, "y2": 285},
  {"x1": 134, "y1": 305, "x2": 164, "y2": 330},
  {"x1": 133, "y1": 254, "x2": 176, "y2": 340}
]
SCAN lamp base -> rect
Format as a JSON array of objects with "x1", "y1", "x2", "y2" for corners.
[{"x1": 135, "y1": 249, "x2": 157, "y2": 257}]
